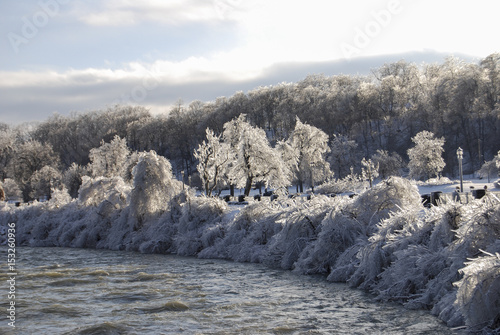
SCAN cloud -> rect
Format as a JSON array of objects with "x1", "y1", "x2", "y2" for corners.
[{"x1": 72, "y1": 0, "x2": 257, "y2": 26}]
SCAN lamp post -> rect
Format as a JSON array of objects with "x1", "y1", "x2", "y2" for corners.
[
  {"x1": 181, "y1": 171, "x2": 185, "y2": 191},
  {"x1": 457, "y1": 147, "x2": 463, "y2": 192}
]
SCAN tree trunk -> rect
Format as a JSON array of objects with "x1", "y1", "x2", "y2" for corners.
[
  {"x1": 204, "y1": 182, "x2": 210, "y2": 197},
  {"x1": 244, "y1": 177, "x2": 253, "y2": 196}
]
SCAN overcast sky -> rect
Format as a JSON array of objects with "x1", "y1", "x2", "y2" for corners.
[{"x1": 1, "y1": 0, "x2": 498, "y2": 125}]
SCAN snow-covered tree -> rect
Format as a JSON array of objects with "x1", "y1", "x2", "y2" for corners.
[
  {"x1": 0, "y1": 178, "x2": 22, "y2": 200},
  {"x1": 371, "y1": 149, "x2": 403, "y2": 178},
  {"x1": 478, "y1": 156, "x2": 498, "y2": 182},
  {"x1": 361, "y1": 158, "x2": 379, "y2": 188},
  {"x1": 329, "y1": 134, "x2": 359, "y2": 179},
  {"x1": 223, "y1": 115, "x2": 290, "y2": 196},
  {"x1": 129, "y1": 151, "x2": 182, "y2": 228},
  {"x1": 88, "y1": 135, "x2": 130, "y2": 178},
  {"x1": 194, "y1": 129, "x2": 231, "y2": 196},
  {"x1": 63, "y1": 163, "x2": 87, "y2": 198},
  {"x1": 407, "y1": 130, "x2": 446, "y2": 180},
  {"x1": 9, "y1": 140, "x2": 60, "y2": 200},
  {"x1": 29, "y1": 165, "x2": 62, "y2": 200},
  {"x1": 288, "y1": 117, "x2": 331, "y2": 192},
  {"x1": 276, "y1": 139, "x2": 299, "y2": 191},
  {"x1": 122, "y1": 151, "x2": 140, "y2": 184},
  {"x1": 0, "y1": 124, "x2": 14, "y2": 181}
]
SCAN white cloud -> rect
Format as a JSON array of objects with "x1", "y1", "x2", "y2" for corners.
[{"x1": 73, "y1": 0, "x2": 255, "y2": 26}]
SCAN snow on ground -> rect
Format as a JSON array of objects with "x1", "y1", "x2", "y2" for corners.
[
  {"x1": 212, "y1": 177, "x2": 500, "y2": 207},
  {"x1": 416, "y1": 177, "x2": 498, "y2": 196}
]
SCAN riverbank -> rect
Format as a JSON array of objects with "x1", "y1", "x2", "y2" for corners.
[{"x1": 1, "y1": 176, "x2": 499, "y2": 333}]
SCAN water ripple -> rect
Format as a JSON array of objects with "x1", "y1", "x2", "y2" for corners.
[{"x1": 9, "y1": 247, "x2": 460, "y2": 335}]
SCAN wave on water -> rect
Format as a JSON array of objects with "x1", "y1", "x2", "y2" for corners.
[
  {"x1": 67, "y1": 322, "x2": 131, "y2": 335},
  {"x1": 136, "y1": 301, "x2": 190, "y2": 313}
]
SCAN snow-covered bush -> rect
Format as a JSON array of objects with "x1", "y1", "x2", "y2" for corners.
[
  {"x1": 368, "y1": 207, "x2": 447, "y2": 306},
  {"x1": 294, "y1": 196, "x2": 363, "y2": 275},
  {"x1": 200, "y1": 201, "x2": 286, "y2": 263},
  {"x1": 300, "y1": 177, "x2": 422, "y2": 284},
  {"x1": 175, "y1": 195, "x2": 227, "y2": 256},
  {"x1": 455, "y1": 252, "x2": 500, "y2": 332},
  {"x1": 128, "y1": 151, "x2": 182, "y2": 229},
  {"x1": 347, "y1": 176, "x2": 421, "y2": 227},
  {"x1": 314, "y1": 168, "x2": 366, "y2": 194},
  {"x1": 263, "y1": 196, "x2": 336, "y2": 270},
  {"x1": 78, "y1": 176, "x2": 131, "y2": 208}
]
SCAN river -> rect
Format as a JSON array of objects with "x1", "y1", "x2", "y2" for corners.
[{"x1": 0, "y1": 247, "x2": 460, "y2": 334}]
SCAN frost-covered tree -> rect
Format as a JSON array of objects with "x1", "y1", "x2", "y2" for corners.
[
  {"x1": 0, "y1": 178, "x2": 21, "y2": 200},
  {"x1": 223, "y1": 115, "x2": 290, "y2": 196},
  {"x1": 478, "y1": 156, "x2": 498, "y2": 182},
  {"x1": 371, "y1": 150, "x2": 404, "y2": 179},
  {"x1": 121, "y1": 152, "x2": 140, "y2": 184},
  {"x1": 407, "y1": 130, "x2": 445, "y2": 180},
  {"x1": 494, "y1": 150, "x2": 500, "y2": 170},
  {"x1": 0, "y1": 124, "x2": 14, "y2": 181},
  {"x1": 361, "y1": 158, "x2": 379, "y2": 188},
  {"x1": 8, "y1": 140, "x2": 60, "y2": 201},
  {"x1": 221, "y1": 114, "x2": 247, "y2": 195},
  {"x1": 63, "y1": 163, "x2": 87, "y2": 198},
  {"x1": 194, "y1": 129, "x2": 231, "y2": 196},
  {"x1": 371, "y1": 150, "x2": 403, "y2": 179},
  {"x1": 88, "y1": 135, "x2": 130, "y2": 178},
  {"x1": 329, "y1": 134, "x2": 359, "y2": 179},
  {"x1": 129, "y1": 151, "x2": 182, "y2": 228},
  {"x1": 288, "y1": 117, "x2": 331, "y2": 192},
  {"x1": 276, "y1": 140, "x2": 299, "y2": 191},
  {"x1": 29, "y1": 165, "x2": 62, "y2": 200},
  {"x1": 9, "y1": 140, "x2": 60, "y2": 183}
]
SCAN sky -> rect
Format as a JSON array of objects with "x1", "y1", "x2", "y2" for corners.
[{"x1": 0, "y1": 0, "x2": 498, "y2": 125}]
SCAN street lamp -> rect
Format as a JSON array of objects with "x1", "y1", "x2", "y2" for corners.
[
  {"x1": 181, "y1": 171, "x2": 185, "y2": 191},
  {"x1": 457, "y1": 147, "x2": 463, "y2": 192}
]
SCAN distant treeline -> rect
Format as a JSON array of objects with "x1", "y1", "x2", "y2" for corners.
[{"x1": 1, "y1": 54, "x2": 499, "y2": 199}]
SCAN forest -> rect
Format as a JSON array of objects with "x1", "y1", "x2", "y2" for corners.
[{"x1": 1, "y1": 53, "x2": 500, "y2": 202}]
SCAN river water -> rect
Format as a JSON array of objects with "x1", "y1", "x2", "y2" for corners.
[{"x1": 1, "y1": 247, "x2": 459, "y2": 335}]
